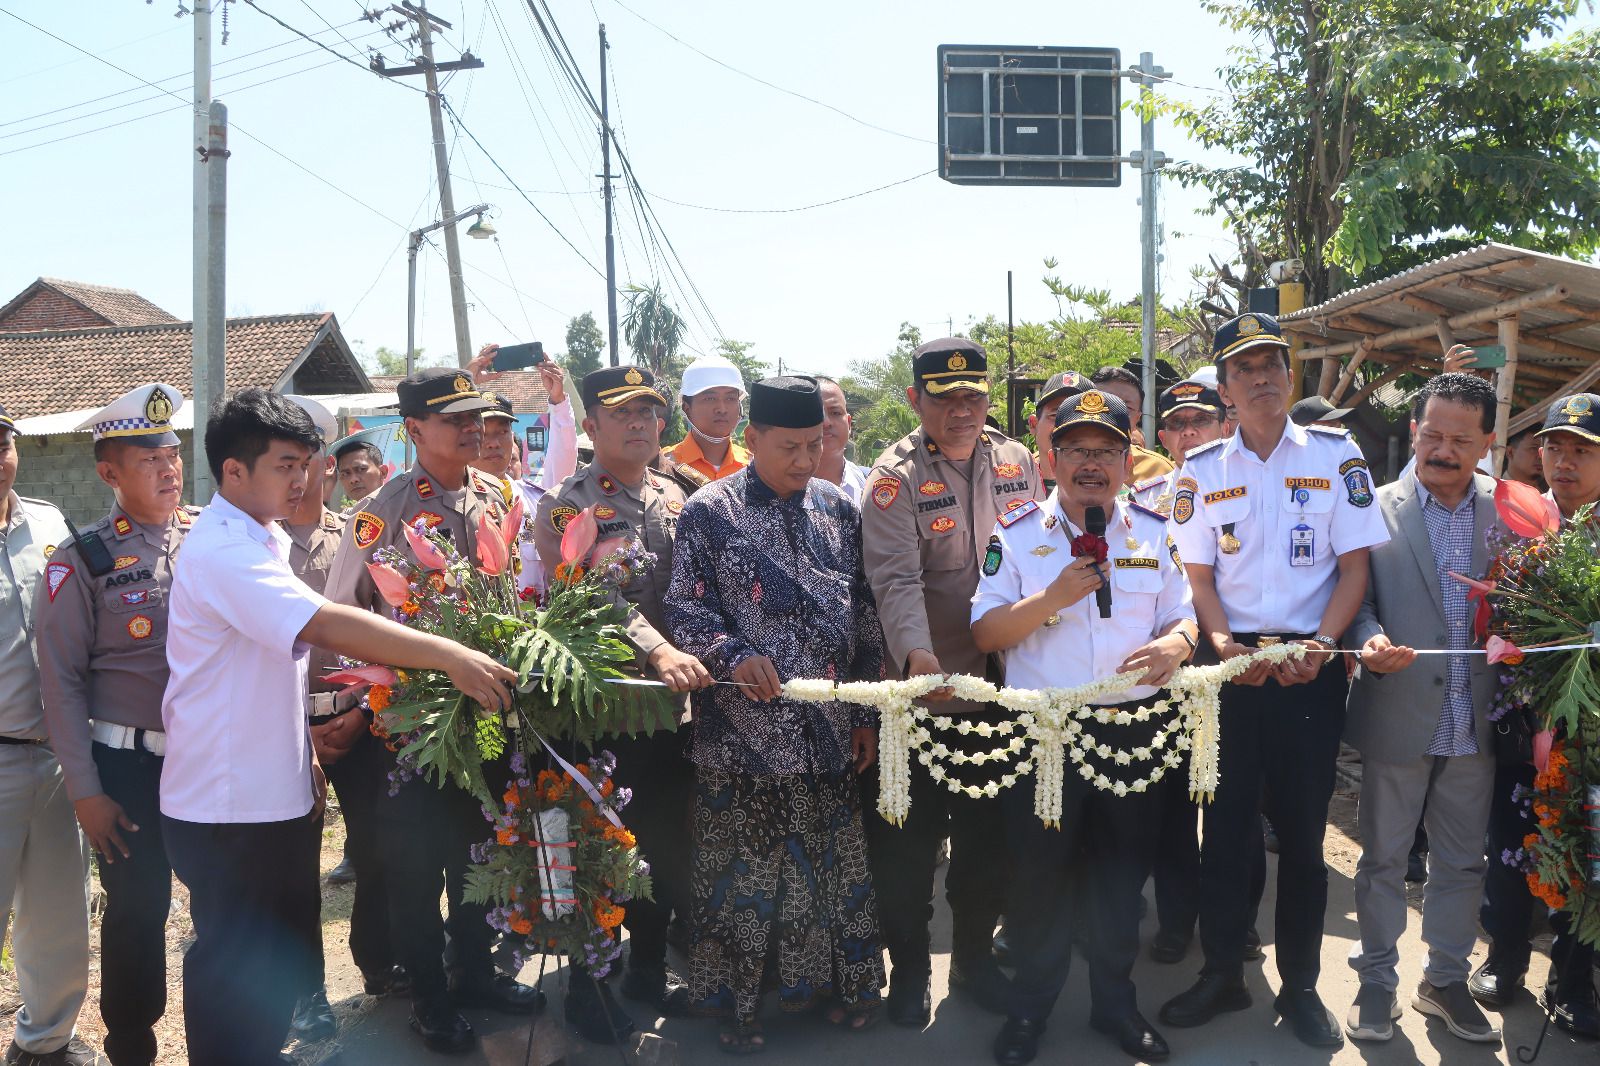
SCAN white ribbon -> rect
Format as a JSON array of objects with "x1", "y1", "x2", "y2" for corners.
[{"x1": 534, "y1": 731, "x2": 624, "y2": 830}]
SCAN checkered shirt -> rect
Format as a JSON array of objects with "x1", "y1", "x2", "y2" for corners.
[{"x1": 1416, "y1": 475, "x2": 1477, "y2": 756}]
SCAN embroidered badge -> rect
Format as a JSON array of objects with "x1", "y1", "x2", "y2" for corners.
[
  {"x1": 871, "y1": 477, "x2": 901, "y2": 510},
  {"x1": 1114, "y1": 557, "x2": 1159, "y2": 569},
  {"x1": 948, "y1": 353, "x2": 968, "y2": 372},
  {"x1": 1167, "y1": 534, "x2": 1182, "y2": 568},
  {"x1": 1030, "y1": 544, "x2": 1057, "y2": 558},
  {"x1": 595, "y1": 505, "x2": 617, "y2": 520},
  {"x1": 1238, "y1": 314, "x2": 1261, "y2": 336},
  {"x1": 1077, "y1": 392, "x2": 1108, "y2": 415},
  {"x1": 145, "y1": 387, "x2": 174, "y2": 424},
  {"x1": 1203, "y1": 486, "x2": 1247, "y2": 505},
  {"x1": 1562, "y1": 394, "x2": 1593, "y2": 423},
  {"x1": 127, "y1": 615, "x2": 153, "y2": 640},
  {"x1": 1175, "y1": 476, "x2": 1198, "y2": 492},
  {"x1": 1343, "y1": 465, "x2": 1374, "y2": 507},
  {"x1": 930, "y1": 516, "x2": 957, "y2": 534},
  {"x1": 997, "y1": 499, "x2": 1039, "y2": 528},
  {"x1": 982, "y1": 535, "x2": 1003, "y2": 576},
  {"x1": 411, "y1": 511, "x2": 444, "y2": 529},
  {"x1": 919, "y1": 480, "x2": 948, "y2": 496},
  {"x1": 113, "y1": 516, "x2": 133, "y2": 538},
  {"x1": 625, "y1": 367, "x2": 644, "y2": 385},
  {"x1": 43, "y1": 544, "x2": 55, "y2": 558},
  {"x1": 121, "y1": 589, "x2": 150, "y2": 606},
  {"x1": 113, "y1": 555, "x2": 140, "y2": 570},
  {"x1": 1173, "y1": 490, "x2": 1195, "y2": 524},
  {"x1": 45, "y1": 563, "x2": 73, "y2": 602},
  {"x1": 352, "y1": 512, "x2": 385, "y2": 550},
  {"x1": 994, "y1": 462, "x2": 1022, "y2": 480},
  {"x1": 452, "y1": 374, "x2": 472, "y2": 394},
  {"x1": 1284, "y1": 477, "x2": 1331, "y2": 491},
  {"x1": 666, "y1": 499, "x2": 683, "y2": 514},
  {"x1": 549, "y1": 505, "x2": 578, "y2": 534},
  {"x1": 415, "y1": 476, "x2": 436, "y2": 500},
  {"x1": 598, "y1": 475, "x2": 619, "y2": 495}
]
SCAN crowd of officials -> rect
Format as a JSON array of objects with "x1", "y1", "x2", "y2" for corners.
[{"x1": 0, "y1": 312, "x2": 1598, "y2": 1064}]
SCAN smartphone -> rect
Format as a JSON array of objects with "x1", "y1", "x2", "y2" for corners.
[
  {"x1": 1468, "y1": 344, "x2": 1507, "y2": 369},
  {"x1": 492, "y1": 341, "x2": 545, "y2": 371}
]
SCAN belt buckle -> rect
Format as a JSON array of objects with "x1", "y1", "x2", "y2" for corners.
[{"x1": 1256, "y1": 635, "x2": 1282, "y2": 648}]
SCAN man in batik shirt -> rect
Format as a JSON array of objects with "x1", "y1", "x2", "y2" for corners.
[{"x1": 664, "y1": 375, "x2": 886, "y2": 1053}]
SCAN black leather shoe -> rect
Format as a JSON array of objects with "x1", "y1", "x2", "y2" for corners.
[
  {"x1": 452, "y1": 972, "x2": 545, "y2": 1015},
  {"x1": 1468, "y1": 956, "x2": 1526, "y2": 1008},
  {"x1": 1242, "y1": 926, "x2": 1265, "y2": 962},
  {"x1": 887, "y1": 975, "x2": 932, "y2": 1028},
  {"x1": 290, "y1": 988, "x2": 337, "y2": 1043},
  {"x1": 564, "y1": 978, "x2": 636, "y2": 1045},
  {"x1": 409, "y1": 1001, "x2": 475, "y2": 1054},
  {"x1": 326, "y1": 854, "x2": 357, "y2": 885},
  {"x1": 1091, "y1": 1011, "x2": 1170, "y2": 1061},
  {"x1": 618, "y1": 964, "x2": 692, "y2": 1016},
  {"x1": 363, "y1": 964, "x2": 412, "y2": 997},
  {"x1": 992, "y1": 1017, "x2": 1045, "y2": 1066},
  {"x1": 1542, "y1": 986, "x2": 1600, "y2": 1039},
  {"x1": 992, "y1": 926, "x2": 1013, "y2": 968},
  {"x1": 950, "y1": 955, "x2": 1013, "y2": 1015},
  {"x1": 1149, "y1": 929, "x2": 1191, "y2": 964},
  {"x1": 1274, "y1": 989, "x2": 1344, "y2": 1048},
  {"x1": 1405, "y1": 849, "x2": 1427, "y2": 883},
  {"x1": 1159, "y1": 974, "x2": 1252, "y2": 1028}
]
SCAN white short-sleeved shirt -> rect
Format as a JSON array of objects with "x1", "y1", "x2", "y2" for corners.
[
  {"x1": 160, "y1": 493, "x2": 327, "y2": 823},
  {"x1": 971, "y1": 495, "x2": 1194, "y2": 704},
  {"x1": 1169, "y1": 421, "x2": 1390, "y2": 635}
]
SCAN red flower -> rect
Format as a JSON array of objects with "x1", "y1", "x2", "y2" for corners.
[
  {"x1": 1070, "y1": 533, "x2": 1108, "y2": 564},
  {"x1": 1495, "y1": 478, "x2": 1560, "y2": 539}
]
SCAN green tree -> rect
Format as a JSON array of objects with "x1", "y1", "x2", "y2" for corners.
[
  {"x1": 1168, "y1": 0, "x2": 1600, "y2": 300},
  {"x1": 622, "y1": 283, "x2": 687, "y2": 380},
  {"x1": 563, "y1": 312, "x2": 606, "y2": 380},
  {"x1": 839, "y1": 323, "x2": 924, "y2": 459},
  {"x1": 359, "y1": 345, "x2": 443, "y2": 376},
  {"x1": 715, "y1": 339, "x2": 768, "y2": 387}
]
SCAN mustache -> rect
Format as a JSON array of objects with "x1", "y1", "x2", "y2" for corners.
[{"x1": 1423, "y1": 458, "x2": 1461, "y2": 470}]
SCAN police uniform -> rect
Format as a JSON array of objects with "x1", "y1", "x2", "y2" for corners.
[
  {"x1": 1163, "y1": 314, "x2": 1389, "y2": 1032},
  {"x1": 973, "y1": 391, "x2": 1193, "y2": 1056},
  {"x1": 530, "y1": 366, "x2": 696, "y2": 1007},
  {"x1": 322, "y1": 369, "x2": 538, "y2": 1037},
  {"x1": 860, "y1": 338, "x2": 1044, "y2": 1014}
]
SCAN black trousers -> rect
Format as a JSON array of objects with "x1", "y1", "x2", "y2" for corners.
[
  {"x1": 1197, "y1": 663, "x2": 1346, "y2": 988},
  {"x1": 1482, "y1": 759, "x2": 1593, "y2": 991},
  {"x1": 163, "y1": 813, "x2": 320, "y2": 1066},
  {"x1": 92, "y1": 744, "x2": 170, "y2": 1066},
  {"x1": 311, "y1": 729, "x2": 393, "y2": 983},
  {"x1": 863, "y1": 759, "x2": 1009, "y2": 977},
  {"x1": 606, "y1": 730, "x2": 693, "y2": 971},
  {"x1": 1152, "y1": 758, "x2": 1267, "y2": 941},
  {"x1": 379, "y1": 761, "x2": 498, "y2": 1006},
  {"x1": 1003, "y1": 759, "x2": 1160, "y2": 1022}
]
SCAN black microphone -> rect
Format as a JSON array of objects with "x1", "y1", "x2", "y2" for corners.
[{"x1": 1085, "y1": 505, "x2": 1112, "y2": 619}]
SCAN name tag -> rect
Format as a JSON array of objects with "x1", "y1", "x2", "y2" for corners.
[
  {"x1": 1291, "y1": 523, "x2": 1315, "y2": 566},
  {"x1": 1203, "y1": 486, "x2": 1247, "y2": 505},
  {"x1": 1113, "y1": 557, "x2": 1159, "y2": 570}
]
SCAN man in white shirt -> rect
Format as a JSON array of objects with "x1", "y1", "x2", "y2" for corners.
[
  {"x1": 816, "y1": 377, "x2": 867, "y2": 504},
  {"x1": 161, "y1": 389, "x2": 515, "y2": 1066}
]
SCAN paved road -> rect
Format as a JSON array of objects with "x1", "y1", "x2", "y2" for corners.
[{"x1": 309, "y1": 781, "x2": 1595, "y2": 1066}]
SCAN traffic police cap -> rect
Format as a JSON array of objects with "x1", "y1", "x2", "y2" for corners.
[
  {"x1": 1536, "y1": 392, "x2": 1600, "y2": 446},
  {"x1": 1158, "y1": 379, "x2": 1224, "y2": 420},
  {"x1": 284, "y1": 394, "x2": 338, "y2": 444},
  {"x1": 397, "y1": 367, "x2": 493, "y2": 417},
  {"x1": 330, "y1": 423, "x2": 399, "y2": 461},
  {"x1": 912, "y1": 338, "x2": 989, "y2": 396},
  {"x1": 481, "y1": 390, "x2": 516, "y2": 422},
  {"x1": 76, "y1": 383, "x2": 184, "y2": 447},
  {"x1": 748, "y1": 374, "x2": 823, "y2": 429},
  {"x1": 580, "y1": 365, "x2": 669, "y2": 411},
  {"x1": 1038, "y1": 369, "x2": 1087, "y2": 410},
  {"x1": 1051, "y1": 388, "x2": 1131, "y2": 443},
  {"x1": 1212, "y1": 312, "x2": 1291, "y2": 364}
]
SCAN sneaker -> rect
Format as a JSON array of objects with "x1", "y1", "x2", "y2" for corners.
[
  {"x1": 3, "y1": 1037, "x2": 104, "y2": 1066},
  {"x1": 1414, "y1": 980, "x2": 1501, "y2": 1043},
  {"x1": 1345, "y1": 984, "x2": 1400, "y2": 1042}
]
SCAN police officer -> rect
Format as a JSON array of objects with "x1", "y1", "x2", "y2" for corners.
[
  {"x1": 1161, "y1": 314, "x2": 1389, "y2": 1046},
  {"x1": 861, "y1": 338, "x2": 1043, "y2": 1026},
  {"x1": 35, "y1": 385, "x2": 187, "y2": 1066},
  {"x1": 324, "y1": 368, "x2": 542, "y2": 1055},
  {"x1": 1131, "y1": 380, "x2": 1226, "y2": 519},
  {"x1": 531, "y1": 366, "x2": 711, "y2": 1043},
  {"x1": 973, "y1": 390, "x2": 1197, "y2": 1065}
]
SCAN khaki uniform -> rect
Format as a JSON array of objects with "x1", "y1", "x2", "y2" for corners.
[
  {"x1": 37, "y1": 504, "x2": 197, "y2": 802},
  {"x1": 1130, "y1": 443, "x2": 1175, "y2": 485},
  {"x1": 285, "y1": 508, "x2": 347, "y2": 692},
  {"x1": 532, "y1": 461, "x2": 688, "y2": 671}
]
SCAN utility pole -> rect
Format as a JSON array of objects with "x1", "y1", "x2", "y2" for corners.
[
  {"x1": 1131, "y1": 51, "x2": 1170, "y2": 446},
  {"x1": 190, "y1": 2, "x2": 216, "y2": 502},
  {"x1": 599, "y1": 24, "x2": 620, "y2": 367},
  {"x1": 377, "y1": 2, "x2": 483, "y2": 368}
]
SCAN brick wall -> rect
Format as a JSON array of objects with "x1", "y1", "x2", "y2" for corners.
[
  {"x1": 0, "y1": 291, "x2": 107, "y2": 332},
  {"x1": 13, "y1": 431, "x2": 198, "y2": 525}
]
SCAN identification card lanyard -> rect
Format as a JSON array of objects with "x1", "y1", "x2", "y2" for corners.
[{"x1": 1289, "y1": 487, "x2": 1314, "y2": 566}]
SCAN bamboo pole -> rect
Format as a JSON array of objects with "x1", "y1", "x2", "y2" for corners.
[
  {"x1": 1295, "y1": 285, "x2": 1568, "y2": 360},
  {"x1": 1492, "y1": 316, "x2": 1519, "y2": 474}
]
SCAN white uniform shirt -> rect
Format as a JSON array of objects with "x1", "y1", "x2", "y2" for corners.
[
  {"x1": 839, "y1": 461, "x2": 868, "y2": 506},
  {"x1": 1170, "y1": 421, "x2": 1389, "y2": 635},
  {"x1": 161, "y1": 493, "x2": 327, "y2": 824},
  {"x1": 1130, "y1": 468, "x2": 1180, "y2": 518},
  {"x1": 972, "y1": 495, "x2": 1194, "y2": 704}
]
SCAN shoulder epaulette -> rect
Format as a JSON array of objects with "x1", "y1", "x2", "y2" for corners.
[
  {"x1": 997, "y1": 499, "x2": 1039, "y2": 528},
  {"x1": 18, "y1": 495, "x2": 62, "y2": 513},
  {"x1": 1307, "y1": 423, "x2": 1350, "y2": 436},
  {"x1": 1131, "y1": 475, "x2": 1166, "y2": 493},
  {"x1": 1185, "y1": 438, "x2": 1225, "y2": 459},
  {"x1": 1128, "y1": 501, "x2": 1168, "y2": 522}
]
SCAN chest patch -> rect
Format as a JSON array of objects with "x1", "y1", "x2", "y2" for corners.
[
  {"x1": 594, "y1": 505, "x2": 618, "y2": 520},
  {"x1": 1114, "y1": 557, "x2": 1159, "y2": 570},
  {"x1": 929, "y1": 515, "x2": 957, "y2": 534},
  {"x1": 121, "y1": 589, "x2": 151, "y2": 606},
  {"x1": 919, "y1": 479, "x2": 947, "y2": 496},
  {"x1": 411, "y1": 511, "x2": 444, "y2": 529},
  {"x1": 126, "y1": 615, "x2": 153, "y2": 640},
  {"x1": 114, "y1": 555, "x2": 140, "y2": 571},
  {"x1": 994, "y1": 462, "x2": 1022, "y2": 479},
  {"x1": 352, "y1": 512, "x2": 385, "y2": 550},
  {"x1": 1284, "y1": 477, "x2": 1331, "y2": 491}
]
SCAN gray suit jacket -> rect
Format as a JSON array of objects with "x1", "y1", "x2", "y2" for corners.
[{"x1": 1345, "y1": 472, "x2": 1499, "y2": 762}]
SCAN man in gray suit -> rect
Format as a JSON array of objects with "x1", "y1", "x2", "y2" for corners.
[{"x1": 1344, "y1": 373, "x2": 1501, "y2": 1045}]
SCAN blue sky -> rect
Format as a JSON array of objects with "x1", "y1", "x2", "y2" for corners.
[{"x1": 0, "y1": 1, "x2": 1552, "y2": 380}]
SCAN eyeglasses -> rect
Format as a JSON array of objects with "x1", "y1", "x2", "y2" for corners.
[
  {"x1": 1053, "y1": 446, "x2": 1127, "y2": 465},
  {"x1": 1162, "y1": 416, "x2": 1219, "y2": 433}
]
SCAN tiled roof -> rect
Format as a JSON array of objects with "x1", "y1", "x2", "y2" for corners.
[
  {"x1": 0, "y1": 313, "x2": 368, "y2": 419},
  {"x1": 0, "y1": 278, "x2": 179, "y2": 327},
  {"x1": 369, "y1": 369, "x2": 551, "y2": 414}
]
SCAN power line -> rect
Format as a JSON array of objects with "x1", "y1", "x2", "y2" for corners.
[
  {"x1": 642, "y1": 169, "x2": 936, "y2": 214},
  {"x1": 239, "y1": 0, "x2": 422, "y2": 92}
]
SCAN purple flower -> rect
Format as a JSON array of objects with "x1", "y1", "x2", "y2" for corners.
[{"x1": 510, "y1": 751, "x2": 528, "y2": 775}]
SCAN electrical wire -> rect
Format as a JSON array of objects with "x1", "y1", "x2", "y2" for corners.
[
  {"x1": 641, "y1": 169, "x2": 936, "y2": 214},
  {"x1": 239, "y1": 0, "x2": 423, "y2": 92}
]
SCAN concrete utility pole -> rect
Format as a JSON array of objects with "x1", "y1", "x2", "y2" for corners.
[
  {"x1": 599, "y1": 24, "x2": 620, "y2": 367},
  {"x1": 1130, "y1": 52, "x2": 1170, "y2": 446},
  {"x1": 190, "y1": 4, "x2": 220, "y2": 502},
  {"x1": 378, "y1": 2, "x2": 484, "y2": 368}
]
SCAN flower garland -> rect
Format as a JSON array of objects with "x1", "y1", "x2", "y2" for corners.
[{"x1": 781, "y1": 643, "x2": 1304, "y2": 827}]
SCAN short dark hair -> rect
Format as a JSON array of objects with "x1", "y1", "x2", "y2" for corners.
[
  {"x1": 1411, "y1": 372, "x2": 1496, "y2": 434},
  {"x1": 204, "y1": 388, "x2": 321, "y2": 481},
  {"x1": 1090, "y1": 365, "x2": 1141, "y2": 394},
  {"x1": 334, "y1": 440, "x2": 384, "y2": 467},
  {"x1": 1216, "y1": 348, "x2": 1291, "y2": 384}
]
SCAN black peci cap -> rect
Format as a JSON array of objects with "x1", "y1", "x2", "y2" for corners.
[{"x1": 749, "y1": 375, "x2": 824, "y2": 428}]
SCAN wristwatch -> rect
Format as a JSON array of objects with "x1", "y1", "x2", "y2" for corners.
[{"x1": 1311, "y1": 634, "x2": 1339, "y2": 650}]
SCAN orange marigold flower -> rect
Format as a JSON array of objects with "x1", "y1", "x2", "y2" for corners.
[
  {"x1": 594, "y1": 899, "x2": 626, "y2": 930},
  {"x1": 496, "y1": 827, "x2": 519, "y2": 846},
  {"x1": 599, "y1": 779, "x2": 615, "y2": 798},
  {"x1": 368, "y1": 685, "x2": 392, "y2": 713},
  {"x1": 428, "y1": 573, "x2": 447, "y2": 593},
  {"x1": 604, "y1": 825, "x2": 637, "y2": 849},
  {"x1": 503, "y1": 786, "x2": 523, "y2": 810},
  {"x1": 1524, "y1": 833, "x2": 1540, "y2": 850},
  {"x1": 401, "y1": 601, "x2": 420, "y2": 617},
  {"x1": 508, "y1": 912, "x2": 533, "y2": 936}
]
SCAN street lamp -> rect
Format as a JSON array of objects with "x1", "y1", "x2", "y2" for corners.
[{"x1": 406, "y1": 204, "x2": 495, "y2": 379}]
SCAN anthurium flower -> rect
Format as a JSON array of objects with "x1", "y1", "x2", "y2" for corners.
[
  {"x1": 367, "y1": 561, "x2": 411, "y2": 608},
  {"x1": 1486, "y1": 635, "x2": 1526, "y2": 665},
  {"x1": 321, "y1": 664, "x2": 400, "y2": 694},
  {"x1": 1449, "y1": 571, "x2": 1496, "y2": 642},
  {"x1": 560, "y1": 506, "x2": 598, "y2": 566},
  {"x1": 1533, "y1": 728, "x2": 1554, "y2": 774},
  {"x1": 404, "y1": 524, "x2": 450, "y2": 571},
  {"x1": 1495, "y1": 478, "x2": 1561, "y2": 539},
  {"x1": 502, "y1": 496, "x2": 525, "y2": 549},
  {"x1": 591, "y1": 536, "x2": 625, "y2": 563},
  {"x1": 476, "y1": 511, "x2": 509, "y2": 575}
]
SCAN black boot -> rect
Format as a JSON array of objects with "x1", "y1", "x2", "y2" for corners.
[{"x1": 564, "y1": 971, "x2": 637, "y2": 1045}]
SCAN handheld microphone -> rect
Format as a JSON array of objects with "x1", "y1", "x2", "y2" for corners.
[{"x1": 1085, "y1": 505, "x2": 1112, "y2": 619}]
